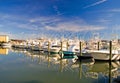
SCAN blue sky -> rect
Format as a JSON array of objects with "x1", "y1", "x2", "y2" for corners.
[{"x1": 0, "y1": 0, "x2": 120, "y2": 40}]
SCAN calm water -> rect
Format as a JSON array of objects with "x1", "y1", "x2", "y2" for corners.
[{"x1": 0, "y1": 48, "x2": 120, "y2": 83}]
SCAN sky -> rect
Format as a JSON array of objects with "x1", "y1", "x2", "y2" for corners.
[{"x1": 0, "y1": 0, "x2": 120, "y2": 40}]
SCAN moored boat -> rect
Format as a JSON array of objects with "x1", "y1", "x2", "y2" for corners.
[
  {"x1": 87, "y1": 50, "x2": 120, "y2": 61},
  {"x1": 1, "y1": 42, "x2": 11, "y2": 48}
]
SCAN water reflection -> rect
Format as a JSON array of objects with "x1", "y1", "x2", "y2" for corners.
[
  {"x1": 0, "y1": 47, "x2": 9, "y2": 55},
  {"x1": 1, "y1": 47, "x2": 120, "y2": 83}
]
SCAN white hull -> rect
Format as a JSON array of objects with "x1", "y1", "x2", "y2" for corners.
[
  {"x1": 13, "y1": 45, "x2": 28, "y2": 49},
  {"x1": 1, "y1": 43, "x2": 11, "y2": 48},
  {"x1": 30, "y1": 45, "x2": 40, "y2": 51},
  {"x1": 50, "y1": 48, "x2": 60, "y2": 53},
  {"x1": 42, "y1": 47, "x2": 48, "y2": 52},
  {"x1": 90, "y1": 52, "x2": 120, "y2": 61}
]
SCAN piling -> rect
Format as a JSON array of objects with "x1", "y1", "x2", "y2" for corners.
[
  {"x1": 48, "y1": 41, "x2": 50, "y2": 52},
  {"x1": 79, "y1": 41, "x2": 82, "y2": 56},
  {"x1": 98, "y1": 41, "x2": 100, "y2": 50},
  {"x1": 61, "y1": 41, "x2": 63, "y2": 51},
  {"x1": 109, "y1": 41, "x2": 112, "y2": 61},
  {"x1": 66, "y1": 41, "x2": 69, "y2": 51},
  {"x1": 31, "y1": 42, "x2": 34, "y2": 50},
  {"x1": 39, "y1": 42, "x2": 41, "y2": 50}
]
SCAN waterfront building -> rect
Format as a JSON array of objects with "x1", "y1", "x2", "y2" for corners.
[{"x1": 0, "y1": 35, "x2": 9, "y2": 43}]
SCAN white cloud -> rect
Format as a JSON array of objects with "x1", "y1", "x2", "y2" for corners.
[
  {"x1": 97, "y1": 19, "x2": 111, "y2": 24},
  {"x1": 84, "y1": 0, "x2": 107, "y2": 8},
  {"x1": 0, "y1": 32, "x2": 16, "y2": 39},
  {"x1": 0, "y1": 31, "x2": 40, "y2": 39},
  {"x1": 0, "y1": 14, "x2": 41, "y2": 31},
  {"x1": 109, "y1": 9, "x2": 120, "y2": 13},
  {"x1": 29, "y1": 16, "x2": 61, "y2": 23},
  {"x1": 0, "y1": 13, "x2": 106, "y2": 39},
  {"x1": 45, "y1": 22, "x2": 105, "y2": 32},
  {"x1": 29, "y1": 19, "x2": 36, "y2": 23}
]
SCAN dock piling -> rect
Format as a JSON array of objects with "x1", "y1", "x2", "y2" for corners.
[
  {"x1": 109, "y1": 41, "x2": 112, "y2": 61},
  {"x1": 66, "y1": 41, "x2": 69, "y2": 51},
  {"x1": 79, "y1": 41, "x2": 82, "y2": 56},
  {"x1": 39, "y1": 42, "x2": 41, "y2": 50},
  {"x1": 61, "y1": 41, "x2": 63, "y2": 51},
  {"x1": 98, "y1": 41, "x2": 100, "y2": 50},
  {"x1": 48, "y1": 41, "x2": 50, "y2": 52}
]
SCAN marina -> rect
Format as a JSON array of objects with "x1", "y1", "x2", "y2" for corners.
[
  {"x1": 0, "y1": 47, "x2": 120, "y2": 83},
  {"x1": 0, "y1": 0, "x2": 120, "y2": 83},
  {"x1": 0, "y1": 35, "x2": 120, "y2": 83},
  {"x1": 0, "y1": 34, "x2": 120, "y2": 83},
  {"x1": 9, "y1": 36, "x2": 120, "y2": 61}
]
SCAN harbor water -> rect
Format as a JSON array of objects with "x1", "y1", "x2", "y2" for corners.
[{"x1": 0, "y1": 47, "x2": 120, "y2": 83}]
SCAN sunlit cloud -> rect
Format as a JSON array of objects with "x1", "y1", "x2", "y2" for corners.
[
  {"x1": 0, "y1": 14, "x2": 40, "y2": 31},
  {"x1": 0, "y1": 13, "x2": 107, "y2": 39},
  {"x1": 29, "y1": 16, "x2": 61, "y2": 24},
  {"x1": 45, "y1": 22, "x2": 106, "y2": 32},
  {"x1": 0, "y1": 32, "x2": 16, "y2": 39},
  {"x1": 84, "y1": 0, "x2": 107, "y2": 8}
]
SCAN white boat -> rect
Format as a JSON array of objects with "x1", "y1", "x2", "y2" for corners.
[
  {"x1": 42, "y1": 40, "x2": 63, "y2": 53},
  {"x1": 30, "y1": 45, "x2": 40, "y2": 51},
  {"x1": 62, "y1": 45, "x2": 86, "y2": 55},
  {"x1": 49, "y1": 40, "x2": 61, "y2": 54},
  {"x1": 1, "y1": 42, "x2": 11, "y2": 48},
  {"x1": 41, "y1": 41, "x2": 49, "y2": 52},
  {"x1": 88, "y1": 50, "x2": 120, "y2": 61},
  {"x1": 13, "y1": 44, "x2": 28, "y2": 49},
  {"x1": 50, "y1": 45, "x2": 61, "y2": 54}
]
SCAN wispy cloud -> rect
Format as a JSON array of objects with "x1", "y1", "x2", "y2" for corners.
[
  {"x1": 109, "y1": 9, "x2": 120, "y2": 13},
  {"x1": 29, "y1": 16, "x2": 61, "y2": 25},
  {"x1": 53, "y1": 5, "x2": 62, "y2": 16},
  {"x1": 0, "y1": 32, "x2": 16, "y2": 39},
  {"x1": 84, "y1": 0, "x2": 107, "y2": 8},
  {"x1": 96, "y1": 19, "x2": 111, "y2": 24},
  {"x1": 0, "y1": 13, "x2": 106, "y2": 39},
  {"x1": 45, "y1": 21, "x2": 105, "y2": 32},
  {"x1": 0, "y1": 14, "x2": 42, "y2": 31}
]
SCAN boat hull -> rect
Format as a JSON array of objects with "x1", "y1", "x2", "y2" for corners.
[
  {"x1": 90, "y1": 52, "x2": 120, "y2": 61},
  {"x1": 62, "y1": 51, "x2": 76, "y2": 55}
]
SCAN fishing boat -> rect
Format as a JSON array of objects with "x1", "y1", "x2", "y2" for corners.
[
  {"x1": 62, "y1": 45, "x2": 79, "y2": 55},
  {"x1": 41, "y1": 41, "x2": 60, "y2": 54},
  {"x1": 62, "y1": 44, "x2": 87, "y2": 55},
  {"x1": 87, "y1": 49, "x2": 120, "y2": 61},
  {"x1": 50, "y1": 40, "x2": 61, "y2": 54},
  {"x1": 1, "y1": 42, "x2": 11, "y2": 48},
  {"x1": 41, "y1": 41, "x2": 49, "y2": 52},
  {"x1": 50, "y1": 45, "x2": 61, "y2": 54}
]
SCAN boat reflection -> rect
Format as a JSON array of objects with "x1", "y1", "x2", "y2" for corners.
[
  {"x1": 11, "y1": 47, "x2": 27, "y2": 53},
  {"x1": 86, "y1": 61, "x2": 120, "y2": 83},
  {"x1": 71, "y1": 59, "x2": 120, "y2": 83},
  {"x1": 10, "y1": 48, "x2": 120, "y2": 83}
]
